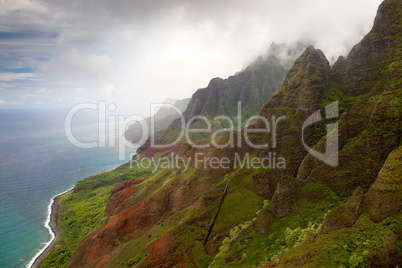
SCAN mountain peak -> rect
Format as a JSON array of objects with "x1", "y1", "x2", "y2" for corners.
[
  {"x1": 265, "y1": 42, "x2": 285, "y2": 57},
  {"x1": 262, "y1": 42, "x2": 307, "y2": 69},
  {"x1": 330, "y1": 0, "x2": 401, "y2": 96},
  {"x1": 162, "y1": 98, "x2": 178, "y2": 105},
  {"x1": 282, "y1": 45, "x2": 329, "y2": 90},
  {"x1": 261, "y1": 45, "x2": 330, "y2": 115},
  {"x1": 372, "y1": 0, "x2": 401, "y2": 36},
  {"x1": 300, "y1": 45, "x2": 326, "y2": 59}
]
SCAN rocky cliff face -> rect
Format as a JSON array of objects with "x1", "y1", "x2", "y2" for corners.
[
  {"x1": 183, "y1": 43, "x2": 302, "y2": 122},
  {"x1": 136, "y1": 43, "x2": 305, "y2": 156},
  {"x1": 297, "y1": 0, "x2": 401, "y2": 196},
  {"x1": 45, "y1": 0, "x2": 401, "y2": 267}
]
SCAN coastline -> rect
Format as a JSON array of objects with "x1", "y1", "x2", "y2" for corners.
[
  {"x1": 27, "y1": 165, "x2": 120, "y2": 268},
  {"x1": 28, "y1": 188, "x2": 73, "y2": 268}
]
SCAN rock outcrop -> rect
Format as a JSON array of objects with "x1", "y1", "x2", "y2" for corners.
[{"x1": 40, "y1": 1, "x2": 401, "y2": 267}]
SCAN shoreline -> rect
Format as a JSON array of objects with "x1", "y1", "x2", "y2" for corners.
[{"x1": 28, "y1": 188, "x2": 73, "y2": 268}]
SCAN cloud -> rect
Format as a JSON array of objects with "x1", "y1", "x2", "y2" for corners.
[
  {"x1": 0, "y1": 0, "x2": 48, "y2": 15},
  {"x1": 0, "y1": 0, "x2": 384, "y2": 111},
  {"x1": 0, "y1": 99, "x2": 5, "y2": 105},
  {"x1": 36, "y1": 88, "x2": 57, "y2": 94},
  {"x1": 40, "y1": 0, "x2": 382, "y2": 61},
  {"x1": 0, "y1": 0, "x2": 56, "y2": 40},
  {"x1": 37, "y1": 48, "x2": 115, "y2": 87},
  {"x1": 102, "y1": 83, "x2": 116, "y2": 97},
  {"x1": 0, "y1": 72, "x2": 33, "y2": 81}
]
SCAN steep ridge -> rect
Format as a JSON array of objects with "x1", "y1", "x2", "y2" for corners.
[
  {"x1": 255, "y1": 0, "x2": 402, "y2": 266},
  {"x1": 60, "y1": 45, "x2": 291, "y2": 266},
  {"x1": 183, "y1": 43, "x2": 302, "y2": 121},
  {"x1": 64, "y1": 44, "x2": 321, "y2": 268},
  {"x1": 136, "y1": 43, "x2": 304, "y2": 155},
  {"x1": 39, "y1": 0, "x2": 401, "y2": 267},
  {"x1": 263, "y1": 147, "x2": 401, "y2": 267},
  {"x1": 297, "y1": 0, "x2": 401, "y2": 196}
]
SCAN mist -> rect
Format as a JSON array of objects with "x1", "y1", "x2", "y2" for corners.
[{"x1": 0, "y1": 0, "x2": 383, "y2": 116}]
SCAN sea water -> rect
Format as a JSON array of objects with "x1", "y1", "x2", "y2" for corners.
[{"x1": 0, "y1": 107, "x2": 136, "y2": 267}]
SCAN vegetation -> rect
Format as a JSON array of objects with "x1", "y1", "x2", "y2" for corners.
[
  {"x1": 40, "y1": 1, "x2": 402, "y2": 267},
  {"x1": 279, "y1": 214, "x2": 397, "y2": 267},
  {"x1": 39, "y1": 163, "x2": 154, "y2": 267}
]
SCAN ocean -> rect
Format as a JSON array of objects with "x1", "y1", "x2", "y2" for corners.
[{"x1": 0, "y1": 107, "x2": 136, "y2": 268}]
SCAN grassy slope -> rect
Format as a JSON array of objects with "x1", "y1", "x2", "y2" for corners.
[
  {"x1": 41, "y1": 71, "x2": 400, "y2": 268},
  {"x1": 39, "y1": 163, "x2": 154, "y2": 268},
  {"x1": 40, "y1": 91, "x2": 400, "y2": 267},
  {"x1": 40, "y1": 1, "x2": 401, "y2": 266},
  {"x1": 42, "y1": 67, "x2": 400, "y2": 268}
]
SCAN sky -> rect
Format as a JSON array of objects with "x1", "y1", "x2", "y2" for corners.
[{"x1": 0, "y1": 0, "x2": 383, "y2": 116}]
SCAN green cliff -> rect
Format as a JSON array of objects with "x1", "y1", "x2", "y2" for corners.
[{"x1": 39, "y1": 0, "x2": 401, "y2": 267}]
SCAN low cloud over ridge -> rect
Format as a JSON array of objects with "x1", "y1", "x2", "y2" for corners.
[{"x1": 0, "y1": 0, "x2": 382, "y2": 113}]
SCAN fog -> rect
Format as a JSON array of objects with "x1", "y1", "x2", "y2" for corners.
[{"x1": 0, "y1": 0, "x2": 383, "y2": 116}]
